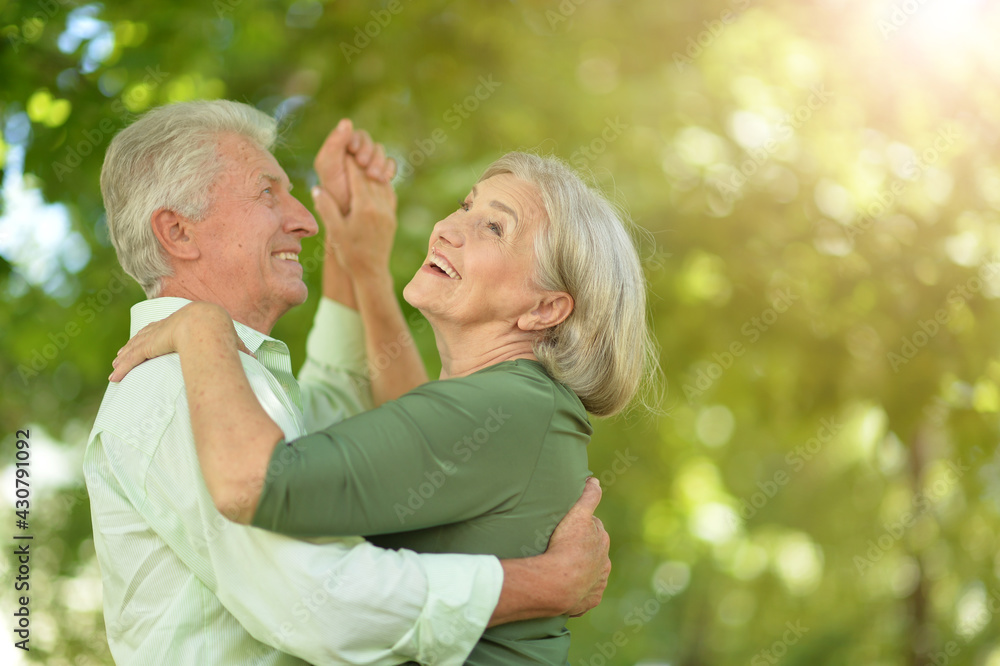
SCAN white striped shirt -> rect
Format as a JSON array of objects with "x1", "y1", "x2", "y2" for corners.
[{"x1": 84, "y1": 297, "x2": 502, "y2": 665}]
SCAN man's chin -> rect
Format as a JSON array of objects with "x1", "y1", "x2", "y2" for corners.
[{"x1": 280, "y1": 282, "x2": 310, "y2": 311}]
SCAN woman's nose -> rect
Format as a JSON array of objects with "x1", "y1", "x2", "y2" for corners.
[{"x1": 432, "y1": 213, "x2": 465, "y2": 247}]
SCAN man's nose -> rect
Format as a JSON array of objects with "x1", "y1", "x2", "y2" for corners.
[{"x1": 287, "y1": 194, "x2": 319, "y2": 238}]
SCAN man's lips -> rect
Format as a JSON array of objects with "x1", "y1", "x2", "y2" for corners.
[{"x1": 273, "y1": 251, "x2": 300, "y2": 263}]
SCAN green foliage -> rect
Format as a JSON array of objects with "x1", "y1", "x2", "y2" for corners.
[{"x1": 3, "y1": 0, "x2": 1000, "y2": 664}]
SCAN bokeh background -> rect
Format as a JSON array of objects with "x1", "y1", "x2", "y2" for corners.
[{"x1": 3, "y1": 0, "x2": 1000, "y2": 663}]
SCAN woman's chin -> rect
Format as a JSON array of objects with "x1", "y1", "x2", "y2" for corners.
[{"x1": 401, "y1": 279, "x2": 419, "y2": 308}]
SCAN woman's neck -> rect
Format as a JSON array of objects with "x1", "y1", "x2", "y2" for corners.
[{"x1": 432, "y1": 321, "x2": 538, "y2": 379}]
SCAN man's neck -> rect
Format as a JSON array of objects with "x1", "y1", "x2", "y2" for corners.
[{"x1": 159, "y1": 282, "x2": 278, "y2": 335}]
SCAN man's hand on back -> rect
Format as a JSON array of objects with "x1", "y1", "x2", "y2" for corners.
[
  {"x1": 490, "y1": 477, "x2": 610, "y2": 626},
  {"x1": 552, "y1": 477, "x2": 611, "y2": 617}
]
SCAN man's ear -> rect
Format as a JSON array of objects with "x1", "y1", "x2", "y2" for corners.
[
  {"x1": 517, "y1": 292, "x2": 574, "y2": 332},
  {"x1": 150, "y1": 208, "x2": 200, "y2": 261}
]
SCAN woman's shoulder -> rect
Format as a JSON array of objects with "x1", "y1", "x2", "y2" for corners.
[{"x1": 406, "y1": 360, "x2": 560, "y2": 411}]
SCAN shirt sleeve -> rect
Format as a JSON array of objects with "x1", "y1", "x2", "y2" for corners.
[
  {"x1": 297, "y1": 297, "x2": 374, "y2": 431},
  {"x1": 253, "y1": 369, "x2": 548, "y2": 538},
  {"x1": 95, "y1": 380, "x2": 502, "y2": 665}
]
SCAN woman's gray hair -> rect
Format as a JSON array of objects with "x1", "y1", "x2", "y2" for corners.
[
  {"x1": 100, "y1": 100, "x2": 277, "y2": 297},
  {"x1": 480, "y1": 152, "x2": 658, "y2": 417}
]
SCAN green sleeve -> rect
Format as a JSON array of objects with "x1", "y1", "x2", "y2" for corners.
[{"x1": 251, "y1": 367, "x2": 552, "y2": 538}]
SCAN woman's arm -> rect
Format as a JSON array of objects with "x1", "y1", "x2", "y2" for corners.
[
  {"x1": 250, "y1": 368, "x2": 560, "y2": 538},
  {"x1": 111, "y1": 302, "x2": 282, "y2": 522}
]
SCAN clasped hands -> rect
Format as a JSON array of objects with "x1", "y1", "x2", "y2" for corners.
[{"x1": 312, "y1": 118, "x2": 398, "y2": 282}]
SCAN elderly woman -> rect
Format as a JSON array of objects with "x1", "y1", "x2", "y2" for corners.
[{"x1": 112, "y1": 150, "x2": 656, "y2": 664}]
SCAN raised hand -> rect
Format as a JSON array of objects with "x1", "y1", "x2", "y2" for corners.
[
  {"x1": 311, "y1": 156, "x2": 397, "y2": 281},
  {"x1": 314, "y1": 119, "x2": 396, "y2": 216}
]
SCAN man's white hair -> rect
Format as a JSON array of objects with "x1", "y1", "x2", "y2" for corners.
[{"x1": 100, "y1": 100, "x2": 277, "y2": 297}]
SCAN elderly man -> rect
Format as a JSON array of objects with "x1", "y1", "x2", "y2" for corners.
[{"x1": 84, "y1": 99, "x2": 609, "y2": 665}]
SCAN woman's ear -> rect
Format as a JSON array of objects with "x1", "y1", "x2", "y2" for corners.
[
  {"x1": 150, "y1": 208, "x2": 200, "y2": 261},
  {"x1": 518, "y1": 292, "x2": 574, "y2": 332}
]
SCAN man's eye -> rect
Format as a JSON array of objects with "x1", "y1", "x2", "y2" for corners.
[{"x1": 262, "y1": 187, "x2": 273, "y2": 196}]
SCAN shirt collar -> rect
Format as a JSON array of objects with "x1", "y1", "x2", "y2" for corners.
[{"x1": 129, "y1": 297, "x2": 278, "y2": 355}]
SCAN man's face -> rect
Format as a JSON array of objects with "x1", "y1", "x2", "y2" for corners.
[{"x1": 190, "y1": 133, "x2": 318, "y2": 332}]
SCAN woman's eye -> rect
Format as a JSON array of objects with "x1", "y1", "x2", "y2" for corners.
[
  {"x1": 487, "y1": 221, "x2": 502, "y2": 236},
  {"x1": 459, "y1": 200, "x2": 471, "y2": 212}
]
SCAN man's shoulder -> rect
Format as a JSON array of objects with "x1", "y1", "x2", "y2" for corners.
[{"x1": 90, "y1": 354, "x2": 186, "y2": 451}]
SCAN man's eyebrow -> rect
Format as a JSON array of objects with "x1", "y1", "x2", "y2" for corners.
[
  {"x1": 490, "y1": 200, "x2": 518, "y2": 223},
  {"x1": 256, "y1": 172, "x2": 292, "y2": 192}
]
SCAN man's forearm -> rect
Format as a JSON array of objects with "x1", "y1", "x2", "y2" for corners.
[
  {"x1": 490, "y1": 555, "x2": 571, "y2": 627},
  {"x1": 353, "y1": 271, "x2": 429, "y2": 404}
]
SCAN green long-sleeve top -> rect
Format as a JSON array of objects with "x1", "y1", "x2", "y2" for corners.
[{"x1": 252, "y1": 359, "x2": 593, "y2": 665}]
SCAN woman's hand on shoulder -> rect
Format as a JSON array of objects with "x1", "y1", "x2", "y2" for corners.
[{"x1": 109, "y1": 302, "x2": 251, "y2": 383}]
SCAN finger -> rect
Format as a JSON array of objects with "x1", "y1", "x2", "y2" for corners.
[
  {"x1": 367, "y1": 144, "x2": 387, "y2": 180},
  {"x1": 568, "y1": 477, "x2": 603, "y2": 517},
  {"x1": 383, "y1": 157, "x2": 397, "y2": 182},
  {"x1": 316, "y1": 118, "x2": 353, "y2": 177},
  {"x1": 348, "y1": 126, "x2": 365, "y2": 153},
  {"x1": 345, "y1": 155, "x2": 372, "y2": 200},
  {"x1": 109, "y1": 343, "x2": 146, "y2": 383},
  {"x1": 352, "y1": 130, "x2": 375, "y2": 165},
  {"x1": 316, "y1": 119, "x2": 354, "y2": 214},
  {"x1": 317, "y1": 118, "x2": 353, "y2": 165}
]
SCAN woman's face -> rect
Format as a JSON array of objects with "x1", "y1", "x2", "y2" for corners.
[{"x1": 403, "y1": 173, "x2": 551, "y2": 330}]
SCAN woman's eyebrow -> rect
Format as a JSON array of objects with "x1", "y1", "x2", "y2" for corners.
[{"x1": 490, "y1": 200, "x2": 518, "y2": 223}]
